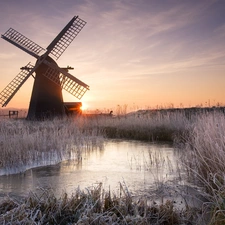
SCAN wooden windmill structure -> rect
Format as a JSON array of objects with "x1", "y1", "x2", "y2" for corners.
[{"x1": 0, "y1": 16, "x2": 89, "y2": 119}]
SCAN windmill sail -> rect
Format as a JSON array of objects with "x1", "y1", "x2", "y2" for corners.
[
  {"x1": 59, "y1": 74, "x2": 89, "y2": 99},
  {"x1": 47, "y1": 16, "x2": 86, "y2": 60},
  {"x1": 0, "y1": 62, "x2": 34, "y2": 107},
  {"x1": 1, "y1": 28, "x2": 45, "y2": 58},
  {"x1": 42, "y1": 61, "x2": 89, "y2": 99}
]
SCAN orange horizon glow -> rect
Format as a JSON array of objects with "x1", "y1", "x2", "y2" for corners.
[{"x1": 2, "y1": 98, "x2": 225, "y2": 115}]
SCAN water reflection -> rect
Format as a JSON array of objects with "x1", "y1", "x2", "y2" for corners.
[{"x1": 0, "y1": 140, "x2": 179, "y2": 199}]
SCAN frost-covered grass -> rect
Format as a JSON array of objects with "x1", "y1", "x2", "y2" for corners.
[
  {"x1": 0, "y1": 183, "x2": 200, "y2": 225},
  {"x1": 0, "y1": 117, "x2": 104, "y2": 175},
  {"x1": 181, "y1": 112, "x2": 225, "y2": 224},
  {"x1": 85, "y1": 110, "x2": 193, "y2": 142},
  {"x1": 183, "y1": 112, "x2": 225, "y2": 188}
]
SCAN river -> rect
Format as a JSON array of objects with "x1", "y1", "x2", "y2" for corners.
[{"x1": 0, "y1": 140, "x2": 180, "y2": 200}]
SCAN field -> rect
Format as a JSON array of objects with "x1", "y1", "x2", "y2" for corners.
[{"x1": 0, "y1": 107, "x2": 225, "y2": 224}]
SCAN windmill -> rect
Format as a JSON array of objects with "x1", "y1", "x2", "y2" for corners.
[{"x1": 0, "y1": 16, "x2": 89, "y2": 119}]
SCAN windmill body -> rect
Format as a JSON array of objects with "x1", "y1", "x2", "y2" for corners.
[
  {"x1": 0, "y1": 16, "x2": 89, "y2": 120},
  {"x1": 27, "y1": 56, "x2": 64, "y2": 119}
]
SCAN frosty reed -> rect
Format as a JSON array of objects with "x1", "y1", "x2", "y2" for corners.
[
  {"x1": 181, "y1": 111, "x2": 225, "y2": 224},
  {"x1": 0, "y1": 117, "x2": 104, "y2": 175},
  {"x1": 0, "y1": 183, "x2": 195, "y2": 225}
]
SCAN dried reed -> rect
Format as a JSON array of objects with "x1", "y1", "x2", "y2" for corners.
[
  {"x1": 87, "y1": 109, "x2": 193, "y2": 142},
  {"x1": 0, "y1": 117, "x2": 104, "y2": 175},
  {"x1": 0, "y1": 183, "x2": 198, "y2": 225},
  {"x1": 181, "y1": 112, "x2": 225, "y2": 224}
]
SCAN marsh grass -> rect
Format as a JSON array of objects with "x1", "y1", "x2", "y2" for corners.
[
  {"x1": 180, "y1": 112, "x2": 225, "y2": 224},
  {"x1": 0, "y1": 117, "x2": 104, "y2": 175},
  {"x1": 182, "y1": 112, "x2": 225, "y2": 188},
  {"x1": 88, "y1": 110, "x2": 193, "y2": 142},
  {"x1": 0, "y1": 183, "x2": 200, "y2": 225}
]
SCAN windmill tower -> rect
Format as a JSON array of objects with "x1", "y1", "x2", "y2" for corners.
[{"x1": 0, "y1": 16, "x2": 89, "y2": 119}]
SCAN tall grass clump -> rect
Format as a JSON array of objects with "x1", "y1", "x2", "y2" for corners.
[
  {"x1": 182, "y1": 112, "x2": 225, "y2": 224},
  {"x1": 0, "y1": 117, "x2": 104, "y2": 175}
]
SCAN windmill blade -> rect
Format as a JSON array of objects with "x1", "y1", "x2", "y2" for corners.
[
  {"x1": 1, "y1": 28, "x2": 45, "y2": 59},
  {"x1": 46, "y1": 16, "x2": 86, "y2": 60},
  {"x1": 0, "y1": 62, "x2": 35, "y2": 107},
  {"x1": 42, "y1": 61, "x2": 89, "y2": 99},
  {"x1": 58, "y1": 67, "x2": 89, "y2": 99}
]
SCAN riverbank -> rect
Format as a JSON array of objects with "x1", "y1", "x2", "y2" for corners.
[{"x1": 0, "y1": 182, "x2": 209, "y2": 225}]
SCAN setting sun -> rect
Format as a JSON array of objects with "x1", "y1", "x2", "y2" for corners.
[{"x1": 80, "y1": 103, "x2": 88, "y2": 111}]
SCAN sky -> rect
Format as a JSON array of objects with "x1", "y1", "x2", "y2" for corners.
[{"x1": 0, "y1": 0, "x2": 225, "y2": 112}]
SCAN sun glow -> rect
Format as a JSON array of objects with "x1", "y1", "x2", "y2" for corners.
[{"x1": 80, "y1": 102, "x2": 88, "y2": 111}]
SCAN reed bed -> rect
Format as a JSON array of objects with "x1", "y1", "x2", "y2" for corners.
[
  {"x1": 183, "y1": 112, "x2": 225, "y2": 187},
  {"x1": 84, "y1": 110, "x2": 193, "y2": 142},
  {"x1": 0, "y1": 117, "x2": 104, "y2": 175},
  {"x1": 0, "y1": 183, "x2": 200, "y2": 225},
  {"x1": 180, "y1": 112, "x2": 225, "y2": 224}
]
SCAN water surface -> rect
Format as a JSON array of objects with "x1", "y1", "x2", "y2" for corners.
[{"x1": 0, "y1": 140, "x2": 179, "y2": 199}]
